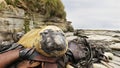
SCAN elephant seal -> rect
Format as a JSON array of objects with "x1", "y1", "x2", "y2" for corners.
[{"x1": 18, "y1": 26, "x2": 68, "y2": 57}]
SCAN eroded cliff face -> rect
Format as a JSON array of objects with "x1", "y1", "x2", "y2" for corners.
[
  {"x1": 0, "y1": 8, "x2": 25, "y2": 32},
  {"x1": 0, "y1": 0, "x2": 74, "y2": 32},
  {"x1": 0, "y1": 0, "x2": 74, "y2": 43}
]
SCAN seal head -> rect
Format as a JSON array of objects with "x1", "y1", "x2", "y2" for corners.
[{"x1": 40, "y1": 29, "x2": 67, "y2": 57}]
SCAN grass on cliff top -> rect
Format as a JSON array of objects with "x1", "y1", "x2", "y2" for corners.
[{"x1": 3, "y1": 0, "x2": 66, "y2": 19}]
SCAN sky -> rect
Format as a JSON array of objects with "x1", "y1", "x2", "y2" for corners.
[{"x1": 62, "y1": 0, "x2": 120, "y2": 30}]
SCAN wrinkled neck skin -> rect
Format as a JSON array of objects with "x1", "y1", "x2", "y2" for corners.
[{"x1": 40, "y1": 29, "x2": 67, "y2": 57}]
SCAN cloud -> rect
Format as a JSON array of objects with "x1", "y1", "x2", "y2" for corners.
[{"x1": 62, "y1": 0, "x2": 120, "y2": 30}]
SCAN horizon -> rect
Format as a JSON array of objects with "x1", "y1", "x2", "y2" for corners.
[{"x1": 62, "y1": 0, "x2": 120, "y2": 30}]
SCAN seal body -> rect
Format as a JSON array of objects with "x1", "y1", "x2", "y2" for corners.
[{"x1": 18, "y1": 26, "x2": 68, "y2": 57}]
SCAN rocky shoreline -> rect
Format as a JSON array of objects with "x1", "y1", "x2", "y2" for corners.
[
  {"x1": 73, "y1": 29, "x2": 120, "y2": 68},
  {"x1": 75, "y1": 29, "x2": 120, "y2": 49}
]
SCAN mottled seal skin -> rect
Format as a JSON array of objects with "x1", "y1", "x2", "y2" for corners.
[
  {"x1": 40, "y1": 29, "x2": 67, "y2": 57},
  {"x1": 18, "y1": 26, "x2": 68, "y2": 57}
]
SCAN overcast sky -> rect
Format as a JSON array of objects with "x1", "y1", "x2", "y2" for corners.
[{"x1": 62, "y1": 0, "x2": 120, "y2": 30}]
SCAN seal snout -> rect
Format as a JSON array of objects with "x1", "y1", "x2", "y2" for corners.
[{"x1": 54, "y1": 35, "x2": 66, "y2": 50}]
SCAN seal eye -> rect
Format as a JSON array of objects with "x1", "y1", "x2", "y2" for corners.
[
  {"x1": 40, "y1": 33, "x2": 43, "y2": 35},
  {"x1": 44, "y1": 32, "x2": 48, "y2": 35},
  {"x1": 40, "y1": 31, "x2": 48, "y2": 36},
  {"x1": 42, "y1": 29, "x2": 53, "y2": 35}
]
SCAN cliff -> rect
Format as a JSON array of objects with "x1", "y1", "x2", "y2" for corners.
[{"x1": 0, "y1": 0, "x2": 74, "y2": 33}]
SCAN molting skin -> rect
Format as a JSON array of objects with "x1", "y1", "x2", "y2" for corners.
[
  {"x1": 18, "y1": 26, "x2": 68, "y2": 57},
  {"x1": 40, "y1": 29, "x2": 67, "y2": 57}
]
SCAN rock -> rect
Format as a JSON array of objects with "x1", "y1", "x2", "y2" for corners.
[
  {"x1": 0, "y1": 8, "x2": 25, "y2": 32},
  {"x1": 66, "y1": 64, "x2": 74, "y2": 68},
  {"x1": 109, "y1": 43, "x2": 120, "y2": 50},
  {"x1": 104, "y1": 52, "x2": 114, "y2": 60},
  {"x1": 65, "y1": 32, "x2": 74, "y2": 37},
  {"x1": 93, "y1": 63, "x2": 108, "y2": 68},
  {"x1": 66, "y1": 36, "x2": 78, "y2": 42},
  {"x1": 108, "y1": 62, "x2": 120, "y2": 68}
]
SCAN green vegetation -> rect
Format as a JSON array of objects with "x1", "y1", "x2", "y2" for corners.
[
  {"x1": 24, "y1": 19, "x2": 30, "y2": 33},
  {"x1": 44, "y1": 0, "x2": 66, "y2": 19},
  {"x1": 1, "y1": 0, "x2": 67, "y2": 32},
  {"x1": 5, "y1": 0, "x2": 66, "y2": 19},
  {"x1": 0, "y1": 1, "x2": 7, "y2": 10}
]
